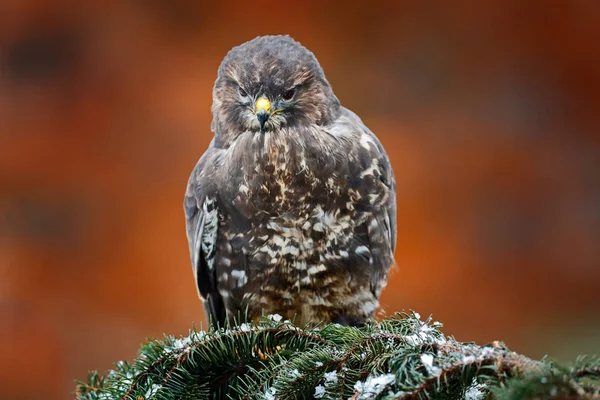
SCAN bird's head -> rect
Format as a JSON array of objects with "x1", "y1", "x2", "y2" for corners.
[{"x1": 211, "y1": 35, "x2": 341, "y2": 146}]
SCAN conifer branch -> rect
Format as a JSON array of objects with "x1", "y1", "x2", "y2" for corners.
[{"x1": 75, "y1": 312, "x2": 599, "y2": 400}]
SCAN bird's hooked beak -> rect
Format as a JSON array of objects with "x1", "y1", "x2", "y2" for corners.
[{"x1": 255, "y1": 97, "x2": 271, "y2": 131}]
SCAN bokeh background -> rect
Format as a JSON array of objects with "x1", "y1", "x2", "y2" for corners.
[{"x1": 1, "y1": 1, "x2": 599, "y2": 399}]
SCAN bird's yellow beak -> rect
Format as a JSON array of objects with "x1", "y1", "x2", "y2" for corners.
[
  {"x1": 255, "y1": 97, "x2": 271, "y2": 131},
  {"x1": 255, "y1": 97, "x2": 271, "y2": 114}
]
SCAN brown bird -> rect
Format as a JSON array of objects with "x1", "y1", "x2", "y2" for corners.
[{"x1": 184, "y1": 35, "x2": 396, "y2": 327}]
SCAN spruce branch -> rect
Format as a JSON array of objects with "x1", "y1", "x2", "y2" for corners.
[{"x1": 75, "y1": 312, "x2": 599, "y2": 400}]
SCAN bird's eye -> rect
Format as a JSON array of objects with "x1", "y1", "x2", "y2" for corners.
[
  {"x1": 282, "y1": 88, "x2": 296, "y2": 101},
  {"x1": 239, "y1": 87, "x2": 248, "y2": 97}
]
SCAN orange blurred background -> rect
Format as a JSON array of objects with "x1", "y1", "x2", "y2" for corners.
[{"x1": 1, "y1": 1, "x2": 599, "y2": 399}]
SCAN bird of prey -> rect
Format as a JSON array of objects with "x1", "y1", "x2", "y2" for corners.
[{"x1": 184, "y1": 35, "x2": 396, "y2": 328}]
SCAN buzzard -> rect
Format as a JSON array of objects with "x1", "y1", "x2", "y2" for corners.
[{"x1": 184, "y1": 35, "x2": 396, "y2": 327}]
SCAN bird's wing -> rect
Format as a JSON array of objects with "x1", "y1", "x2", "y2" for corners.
[
  {"x1": 184, "y1": 150, "x2": 227, "y2": 327},
  {"x1": 336, "y1": 110, "x2": 397, "y2": 296},
  {"x1": 365, "y1": 140, "x2": 397, "y2": 298},
  {"x1": 374, "y1": 137, "x2": 397, "y2": 254}
]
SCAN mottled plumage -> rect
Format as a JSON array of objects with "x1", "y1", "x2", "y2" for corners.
[{"x1": 184, "y1": 35, "x2": 396, "y2": 327}]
